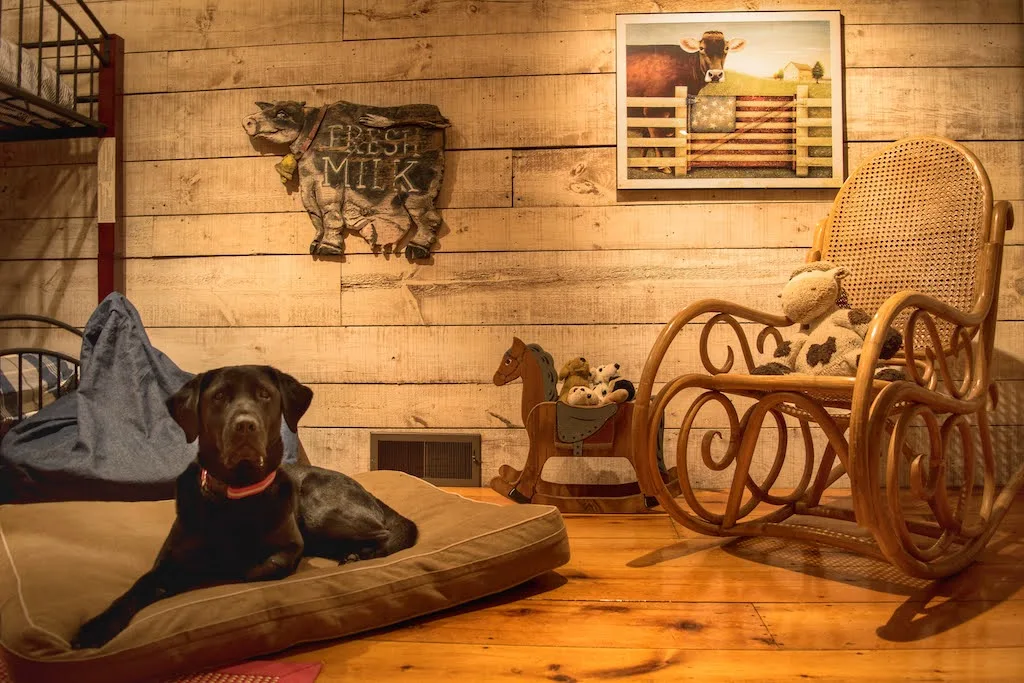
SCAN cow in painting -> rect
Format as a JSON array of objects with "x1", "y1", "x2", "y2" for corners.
[{"x1": 626, "y1": 31, "x2": 746, "y2": 170}]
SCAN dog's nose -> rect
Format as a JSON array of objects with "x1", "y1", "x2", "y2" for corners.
[{"x1": 233, "y1": 416, "x2": 259, "y2": 434}]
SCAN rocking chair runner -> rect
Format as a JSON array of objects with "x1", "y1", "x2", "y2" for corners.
[{"x1": 632, "y1": 136, "x2": 1019, "y2": 579}]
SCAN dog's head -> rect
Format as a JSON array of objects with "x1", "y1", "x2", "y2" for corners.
[{"x1": 167, "y1": 365, "x2": 313, "y2": 487}]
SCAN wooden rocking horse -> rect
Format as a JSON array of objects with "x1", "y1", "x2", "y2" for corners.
[{"x1": 491, "y1": 337, "x2": 681, "y2": 513}]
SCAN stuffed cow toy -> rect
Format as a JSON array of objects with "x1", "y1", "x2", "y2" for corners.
[{"x1": 753, "y1": 261, "x2": 903, "y2": 379}]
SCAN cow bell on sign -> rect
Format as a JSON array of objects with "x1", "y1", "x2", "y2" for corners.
[{"x1": 242, "y1": 100, "x2": 451, "y2": 259}]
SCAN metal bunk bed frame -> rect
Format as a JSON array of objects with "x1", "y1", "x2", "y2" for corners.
[{"x1": 0, "y1": 0, "x2": 124, "y2": 301}]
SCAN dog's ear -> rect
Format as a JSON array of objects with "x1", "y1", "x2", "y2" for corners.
[
  {"x1": 166, "y1": 373, "x2": 204, "y2": 443},
  {"x1": 269, "y1": 368, "x2": 313, "y2": 432}
]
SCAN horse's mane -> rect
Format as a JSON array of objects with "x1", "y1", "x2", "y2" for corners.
[{"x1": 526, "y1": 343, "x2": 559, "y2": 402}]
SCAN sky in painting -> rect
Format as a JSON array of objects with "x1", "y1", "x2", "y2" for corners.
[{"x1": 626, "y1": 20, "x2": 833, "y2": 79}]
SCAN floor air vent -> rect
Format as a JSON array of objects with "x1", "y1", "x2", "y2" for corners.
[{"x1": 370, "y1": 433, "x2": 481, "y2": 486}]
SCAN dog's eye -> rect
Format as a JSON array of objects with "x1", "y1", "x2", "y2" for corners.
[
  {"x1": 213, "y1": 391, "x2": 226, "y2": 402},
  {"x1": 504, "y1": 356, "x2": 511, "y2": 365},
  {"x1": 258, "y1": 388, "x2": 272, "y2": 401}
]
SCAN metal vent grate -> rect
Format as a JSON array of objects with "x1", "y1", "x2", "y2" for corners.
[{"x1": 371, "y1": 433, "x2": 481, "y2": 486}]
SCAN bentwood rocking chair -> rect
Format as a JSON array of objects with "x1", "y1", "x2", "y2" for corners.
[{"x1": 632, "y1": 136, "x2": 1019, "y2": 579}]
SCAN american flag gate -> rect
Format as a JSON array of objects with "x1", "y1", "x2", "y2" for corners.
[{"x1": 625, "y1": 85, "x2": 832, "y2": 177}]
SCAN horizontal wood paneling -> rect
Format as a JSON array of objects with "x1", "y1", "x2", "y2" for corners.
[
  {"x1": 7, "y1": 168, "x2": 1019, "y2": 260},
  {"x1": 0, "y1": 138, "x2": 97, "y2": 167},
  {"x1": 513, "y1": 143, "x2": 1024, "y2": 208},
  {"x1": 122, "y1": 150, "x2": 511, "y2": 217},
  {"x1": 123, "y1": 74, "x2": 611, "y2": 160},
  {"x1": 7, "y1": 321, "x2": 1022, "y2": 383},
  {"x1": 0, "y1": 259, "x2": 95, "y2": 323},
  {"x1": 123, "y1": 203, "x2": 828, "y2": 257},
  {"x1": 153, "y1": 321, "x2": 1024, "y2": 383},
  {"x1": 121, "y1": 70, "x2": 1024, "y2": 161},
  {"x1": 8, "y1": 246, "x2": 1019, "y2": 328},
  {"x1": 7, "y1": 247, "x2": 1013, "y2": 327},
  {"x1": 114, "y1": 250, "x2": 783, "y2": 326},
  {"x1": 298, "y1": 382, "x2": 1024, "y2": 429},
  {"x1": 0, "y1": 164, "x2": 95, "y2": 219},
  {"x1": 1, "y1": 218, "x2": 97, "y2": 260},
  {"x1": 46, "y1": 143, "x2": 1024, "y2": 214},
  {"x1": 332, "y1": 248, "x2": 1024, "y2": 326},
  {"x1": 298, "y1": 424, "x2": 1024, "y2": 490},
  {"x1": 1, "y1": 0, "x2": 346, "y2": 53},
  {"x1": 121, "y1": 24, "x2": 1024, "y2": 95},
  {"x1": 845, "y1": 24, "x2": 1024, "y2": 68},
  {"x1": 344, "y1": 1, "x2": 1024, "y2": 39},
  {"x1": 125, "y1": 31, "x2": 615, "y2": 94},
  {"x1": 10, "y1": 148, "x2": 1014, "y2": 238}
]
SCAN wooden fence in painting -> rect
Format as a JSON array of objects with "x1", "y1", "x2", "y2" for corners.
[{"x1": 625, "y1": 85, "x2": 832, "y2": 177}]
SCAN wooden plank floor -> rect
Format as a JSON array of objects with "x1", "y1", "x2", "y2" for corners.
[{"x1": 278, "y1": 489, "x2": 1024, "y2": 682}]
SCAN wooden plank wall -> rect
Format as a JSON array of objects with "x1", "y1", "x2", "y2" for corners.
[{"x1": 2, "y1": 0, "x2": 1023, "y2": 489}]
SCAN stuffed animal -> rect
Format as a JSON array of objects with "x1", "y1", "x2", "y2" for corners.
[
  {"x1": 591, "y1": 363, "x2": 621, "y2": 386},
  {"x1": 752, "y1": 261, "x2": 903, "y2": 379},
  {"x1": 558, "y1": 357, "x2": 592, "y2": 400},
  {"x1": 565, "y1": 385, "x2": 602, "y2": 407},
  {"x1": 591, "y1": 362, "x2": 637, "y2": 402},
  {"x1": 592, "y1": 383, "x2": 630, "y2": 405}
]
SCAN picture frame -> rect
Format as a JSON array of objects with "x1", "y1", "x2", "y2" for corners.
[{"x1": 616, "y1": 10, "x2": 845, "y2": 190}]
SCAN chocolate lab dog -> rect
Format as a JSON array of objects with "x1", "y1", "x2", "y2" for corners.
[{"x1": 72, "y1": 365, "x2": 417, "y2": 649}]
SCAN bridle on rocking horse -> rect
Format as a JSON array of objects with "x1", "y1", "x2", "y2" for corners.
[{"x1": 495, "y1": 352, "x2": 522, "y2": 385}]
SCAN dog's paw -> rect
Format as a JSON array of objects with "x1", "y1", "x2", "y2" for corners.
[{"x1": 71, "y1": 615, "x2": 121, "y2": 650}]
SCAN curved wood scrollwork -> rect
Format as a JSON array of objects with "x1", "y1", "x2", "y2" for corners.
[
  {"x1": 652, "y1": 380, "x2": 844, "y2": 533},
  {"x1": 698, "y1": 313, "x2": 785, "y2": 375},
  {"x1": 863, "y1": 378, "x2": 998, "y2": 572},
  {"x1": 902, "y1": 309, "x2": 978, "y2": 399}
]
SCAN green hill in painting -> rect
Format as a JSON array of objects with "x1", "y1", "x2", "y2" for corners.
[{"x1": 698, "y1": 71, "x2": 831, "y2": 98}]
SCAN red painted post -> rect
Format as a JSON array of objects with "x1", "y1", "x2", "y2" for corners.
[{"x1": 97, "y1": 34, "x2": 124, "y2": 302}]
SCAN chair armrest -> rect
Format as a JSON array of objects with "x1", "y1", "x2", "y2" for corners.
[
  {"x1": 848, "y1": 289, "x2": 995, "y2": 527},
  {"x1": 853, "y1": 290, "x2": 990, "y2": 412},
  {"x1": 637, "y1": 299, "x2": 792, "y2": 406}
]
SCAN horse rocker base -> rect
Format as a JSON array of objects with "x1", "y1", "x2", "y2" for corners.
[{"x1": 492, "y1": 338, "x2": 680, "y2": 514}]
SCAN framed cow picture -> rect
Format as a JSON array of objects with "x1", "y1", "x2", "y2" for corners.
[{"x1": 616, "y1": 10, "x2": 845, "y2": 190}]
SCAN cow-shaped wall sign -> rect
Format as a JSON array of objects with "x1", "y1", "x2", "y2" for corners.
[{"x1": 243, "y1": 100, "x2": 450, "y2": 259}]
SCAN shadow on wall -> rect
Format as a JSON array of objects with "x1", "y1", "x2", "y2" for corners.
[{"x1": 1, "y1": 163, "x2": 95, "y2": 322}]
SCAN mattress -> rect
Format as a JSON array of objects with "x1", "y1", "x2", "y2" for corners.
[
  {"x1": 0, "y1": 354, "x2": 78, "y2": 433},
  {"x1": 0, "y1": 36, "x2": 76, "y2": 116},
  {"x1": 0, "y1": 470, "x2": 571, "y2": 683}
]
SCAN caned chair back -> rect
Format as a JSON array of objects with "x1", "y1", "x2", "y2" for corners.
[{"x1": 817, "y1": 137, "x2": 993, "y2": 337}]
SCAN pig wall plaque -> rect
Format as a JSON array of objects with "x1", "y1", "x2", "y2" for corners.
[{"x1": 243, "y1": 100, "x2": 451, "y2": 259}]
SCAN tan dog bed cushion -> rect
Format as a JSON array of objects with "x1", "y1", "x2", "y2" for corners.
[{"x1": 0, "y1": 470, "x2": 569, "y2": 683}]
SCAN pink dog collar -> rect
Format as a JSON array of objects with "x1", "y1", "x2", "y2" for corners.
[{"x1": 200, "y1": 468, "x2": 277, "y2": 499}]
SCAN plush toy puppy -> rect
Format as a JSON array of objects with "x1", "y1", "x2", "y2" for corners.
[
  {"x1": 565, "y1": 385, "x2": 602, "y2": 407},
  {"x1": 558, "y1": 356, "x2": 592, "y2": 400},
  {"x1": 609, "y1": 378, "x2": 636, "y2": 401},
  {"x1": 591, "y1": 363, "x2": 621, "y2": 386},
  {"x1": 591, "y1": 362, "x2": 636, "y2": 402},
  {"x1": 592, "y1": 383, "x2": 630, "y2": 405}
]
